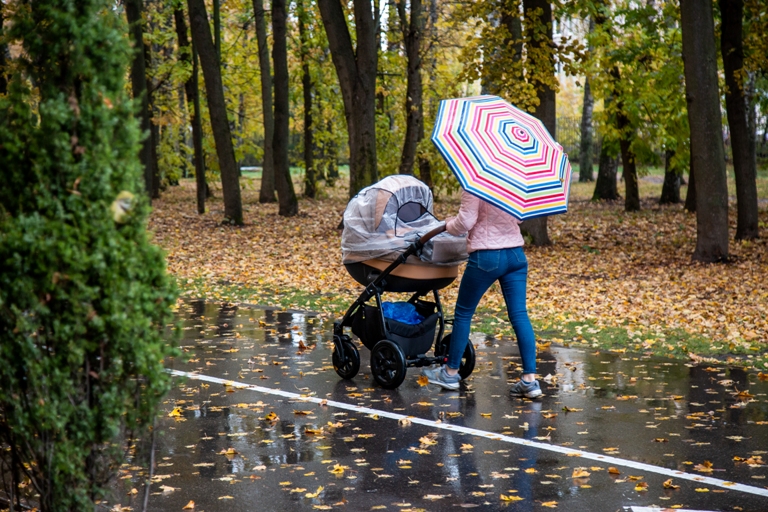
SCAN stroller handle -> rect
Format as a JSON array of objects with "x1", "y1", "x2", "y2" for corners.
[{"x1": 418, "y1": 224, "x2": 447, "y2": 246}]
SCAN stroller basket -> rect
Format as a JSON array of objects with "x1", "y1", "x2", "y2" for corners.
[{"x1": 351, "y1": 300, "x2": 439, "y2": 357}]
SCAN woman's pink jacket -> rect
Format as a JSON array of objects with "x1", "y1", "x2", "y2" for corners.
[{"x1": 445, "y1": 190, "x2": 524, "y2": 253}]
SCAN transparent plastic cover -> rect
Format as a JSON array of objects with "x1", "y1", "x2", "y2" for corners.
[{"x1": 341, "y1": 175, "x2": 467, "y2": 266}]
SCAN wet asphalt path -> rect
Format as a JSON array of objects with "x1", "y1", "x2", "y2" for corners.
[{"x1": 114, "y1": 301, "x2": 768, "y2": 512}]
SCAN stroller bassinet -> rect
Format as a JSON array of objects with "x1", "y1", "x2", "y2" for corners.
[{"x1": 331, "y1": 175, "x2": 476, "y2": 389}]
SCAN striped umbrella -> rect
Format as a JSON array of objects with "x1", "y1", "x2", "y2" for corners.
[{"x1": 431, "y1": 95, "x2": 572, "y2": 221}]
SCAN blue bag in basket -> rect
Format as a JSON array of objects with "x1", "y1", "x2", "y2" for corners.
[{"x1": 381, "y1": 301, "x2": 424, "y2": 325}]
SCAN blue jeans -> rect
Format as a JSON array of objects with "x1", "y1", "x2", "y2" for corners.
[{"x1": 448, "y1": 247, "x2": 536, "y2": 374}]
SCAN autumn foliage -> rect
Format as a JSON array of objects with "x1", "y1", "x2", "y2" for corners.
[{"x1": 151, "y1": 178, "x2": 767, "y2": 362}]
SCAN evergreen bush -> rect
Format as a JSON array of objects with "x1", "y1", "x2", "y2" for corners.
[{"x1": 0, "y1": 0, "x2": 177, "y2": 509}]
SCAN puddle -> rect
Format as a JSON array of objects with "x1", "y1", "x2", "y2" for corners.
[{"x1": 111, "y1": 301, "x2": 768, "y2": 511}]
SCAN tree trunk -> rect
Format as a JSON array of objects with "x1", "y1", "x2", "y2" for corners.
[
  {"x1": 720, "y1": 0, "x2": 758, "y2": 240},
  {"x1": 681, "y1": 0, "x2": 729, "y2": 261},
  {"x1": 591, "y1": 9, "x2": 620, "y2": 203},
  {"x1": 618, "y1": 110, "x2": 640, "y2": 211},
  {"x1": 173, "y1": 7, "x2": 207, "y2": 214},
  {"x1": 150, "y1": 118, "x2": 161, "y2": 198},
  {"x1": 191, "y1": 46, "x2": 207, "y2": 213},
  {"x1": 659, "y1": 149, "x2": 681, "y2": 204},
  {"x1": 417, "y1": 0, "x2": 438, "y2": 190},
  {"x1": 684, "y1": 157, "x2": 697, "y2": 212},
  {"x1": 143, "y1": 33, "x2": 161, "y2": 200},
  {"x1": 326, "y1": 118, "x2": 339, "y2": 181},
  {"x1": 188, "y1": 0, "x2": 244, "y2": 224},
  {"x1": 579, "y1": 78, "x2": 595, "y2": 181},
  {"x1": 611, "y1": 65, "x2": 640, "y2": 212},
  {"x1": 213, "y1": 0, "x2": 221, "y2": 62},
  {"x1": 579, "y1": 17, "x2": 595, "y2": 182},
  {"x1": 317, "y1": 0, "x2": 379, "y2": 197},
  {"x1": 520, "y1": 0, "x2": 553, "y2": 246},
  {"x1": 272, "y1": 0, "x2": 298, "y2": 216},
  {"x1": 593, "y1": 140, "x2": 619, "y2": 201},
  {"x1": 253, "y1": 0, "x2": 276, "y2": 203},
  {"x1": 397, "y1": 0, "x2": 424, "y2": 177},
  {"x1": 236, "y1": 20, "x2": 248, "y2": 169},
  {"x1": 298, "y1": 0, "x2": 316, "y2": 199},
  {"x1": 125, "y1": 0, "x2": 153, "y2": 198}
]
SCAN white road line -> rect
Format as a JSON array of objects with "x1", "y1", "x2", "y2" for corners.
[{"x1": 169, "y1": 369, "x2": 768, "y2": 499}]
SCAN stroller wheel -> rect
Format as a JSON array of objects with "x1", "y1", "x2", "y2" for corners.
[
  {"x1": 333, "y1": 337, "x2": 360, "y2": 379},
  {"x1": 370, "y1": 340, "x2": 407, "y2": 389},
  {"x1": 435, "y1": 333, "x2": 476, "y2": 380}
]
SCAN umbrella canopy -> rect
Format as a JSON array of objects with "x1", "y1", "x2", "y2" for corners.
[{"x1": 431, "y1": 95, "x2": 572, "y2": 221}]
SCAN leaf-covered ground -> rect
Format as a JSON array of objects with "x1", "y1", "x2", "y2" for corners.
[{"x1": 149, "y1": 176, "x2": 768, "y2": 369}]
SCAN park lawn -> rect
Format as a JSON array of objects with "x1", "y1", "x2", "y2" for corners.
[{"x1": 150, "y1": 167, "x2": 768, "y2": 370}]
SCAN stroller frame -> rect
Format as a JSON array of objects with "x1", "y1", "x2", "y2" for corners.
[{"x1": 332, "y1": 226, "x2": 476, "y2": 389}]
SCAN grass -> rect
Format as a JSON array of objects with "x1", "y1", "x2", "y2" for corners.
[
  {"x1": 240, "y1": 165, "x2": 350, "y2": 181},
  {"x1": 176, "y1": 276, "x2": 768, "y2": 370},
  {"x1": 160, "y1": 164, "x2": 768, "y2": 372}
]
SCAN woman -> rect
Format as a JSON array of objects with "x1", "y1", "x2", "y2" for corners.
[{"x1": 422, "y1": 190, "x2": 541, "y2": 398}]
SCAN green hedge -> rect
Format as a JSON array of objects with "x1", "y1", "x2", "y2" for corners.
[{"x1": 0, "y1": 0, "x2": 177, "y2": 509}]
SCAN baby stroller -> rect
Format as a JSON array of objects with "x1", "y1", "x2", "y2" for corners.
[{"x1": 332, "y1": 175, "x2": 477, "y2": 389}]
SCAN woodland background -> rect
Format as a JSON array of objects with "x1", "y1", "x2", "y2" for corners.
[
  {"x1": 1, "y1": 1, "x2": 768, "y2": 509},
  {"x1": 0, "y1": 0, "x2": 768, "y2": 349},
  {"x1": 113, "y1": 0, "x2": 768, "y2": 357},
  {"x1": 2, "y1": 0, "x2": 767, "y2": 368},
  {"x1": 110, "y1": 0, "x2": 768, "y2": 252}
]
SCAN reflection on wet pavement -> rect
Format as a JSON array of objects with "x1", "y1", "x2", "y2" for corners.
[{"x1": 114, "y1": 301, "x2": 768, "y2": 511}]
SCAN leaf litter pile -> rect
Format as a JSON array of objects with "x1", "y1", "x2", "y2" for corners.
[
  {"x1": 150, "y1": 179, "x2": 768, "y2": 369},
  {"x1": 110, "y1": 300, "x2": 768, "y2": 511}
]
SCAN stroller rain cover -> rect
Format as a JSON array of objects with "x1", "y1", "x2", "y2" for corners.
[{"x1": 341, "y1": 175, "x2": 468, "y2": 266}]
